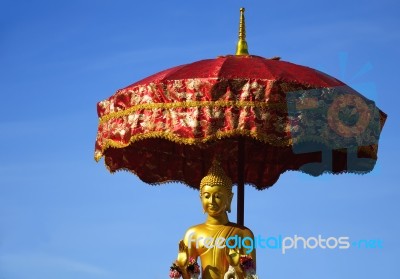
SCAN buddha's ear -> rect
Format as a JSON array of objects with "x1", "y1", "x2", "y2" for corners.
[{"x1": 227, "y1": 191, "x2": 234, "y2": 213}]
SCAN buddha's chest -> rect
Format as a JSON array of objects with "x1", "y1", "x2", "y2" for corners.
[{"x1": 191, "y1": 227, "x2": 241, "y2": 254}]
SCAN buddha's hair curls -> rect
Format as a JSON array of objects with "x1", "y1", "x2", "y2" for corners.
[{"x1": 200, "y1": 160, "x2": 233, "y2": 195}]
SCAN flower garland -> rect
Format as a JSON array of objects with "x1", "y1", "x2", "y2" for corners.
[
  {"x1": 169, "y1": 257, "x2": 200, "y2": 279},
  {"x1": 169, "y1": 262, "x2": 182, "y2": 279},
  {"x1": 170, "y1": 256, "x2": 257, "y2": 278},
  {"x1": 187, "y1": 257, "x2": 201, "y2": 275},
  {"x1": 240, "y1": 255, "x2": 258, "y2": 279}
]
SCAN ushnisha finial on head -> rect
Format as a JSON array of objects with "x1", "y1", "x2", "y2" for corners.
[
  {"x1": 235, "y1": 7, "x2": 249, "y2": 55},
  {"x1": 200, "y1": 159, "x2": 233, "y2": 195}
]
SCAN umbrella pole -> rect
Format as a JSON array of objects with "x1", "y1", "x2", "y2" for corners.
[{"x1": 237, "y1": 137, "x2": 245, "y2": 226}]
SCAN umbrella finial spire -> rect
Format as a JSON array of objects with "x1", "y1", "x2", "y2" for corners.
[{"x1": 235, "y1": 7, "x2": 249, "y2": 55}]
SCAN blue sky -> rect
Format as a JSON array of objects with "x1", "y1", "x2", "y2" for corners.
[{"x1": 0, "y1": 0, "x2": 399, "y2": 278}]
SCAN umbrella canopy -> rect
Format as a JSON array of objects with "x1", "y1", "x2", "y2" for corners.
[
  {"x1": 95, "y1": 54, "x2": 386, "y2": 185},
  {"x1": 94, "y1": 8, "x2": 386, "y2": 225}
]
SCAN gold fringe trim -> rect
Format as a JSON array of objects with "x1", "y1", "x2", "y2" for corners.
[
  {"x1": 95, "y1": 130, "x2": 379, "y2": 162},
  {"x1": 94, "y1": 129, "x2": 292, "y2": 162},
  {"x1": 99, "y1": 100, "x2": 287, "y2": 124}
]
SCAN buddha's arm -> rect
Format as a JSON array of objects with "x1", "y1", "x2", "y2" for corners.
[
  {"x1": 176, "y1": 240, "x2": 190, "y2": 279},
  {"x1": 242, "y1": 228, "x2": 257, "y2": 270},
  {"x1": 227, "y1": 228, "x2": 256, "y2": 278},
  {"x1": 177, "y1": 229, "x2": 200, "y2": 279},
  {"x1": 241, "y1": 228, "x2": 257, "y2": 271},
  {"x1": 183, "y1": 228, "x2": 200, "y2": 259}
]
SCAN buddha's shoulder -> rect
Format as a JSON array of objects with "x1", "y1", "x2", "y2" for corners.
[
  {"x1": 183, "y1": 222, "x2": 254, "y2": 237},
  {"x1": 183, "y1": 223, "x2": 206, "y2": 236},
  {"x1": 226, "y1": 222, "x2": 255, "y2": 236}
]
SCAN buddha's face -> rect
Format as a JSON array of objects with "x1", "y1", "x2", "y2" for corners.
[{"x1": 201, "y1": 185, "x2": 232, "y2": 217}]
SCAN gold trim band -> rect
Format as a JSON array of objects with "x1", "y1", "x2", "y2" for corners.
[{"x1": 99, "y1": 100, "x2": 287, "y2": 124}]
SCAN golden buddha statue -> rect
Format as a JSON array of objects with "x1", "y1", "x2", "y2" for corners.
[{"x1": 175, "y1": 160, "x2": 257, "y2": 279}]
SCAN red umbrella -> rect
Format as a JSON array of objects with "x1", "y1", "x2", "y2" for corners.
[{"x1": 94, "y1": 8, "x2": 386, "y2": 225}]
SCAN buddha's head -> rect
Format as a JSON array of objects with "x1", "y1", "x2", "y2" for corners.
[{"x1": 200, "y1": 160, "x2": 234, "y2": 217}]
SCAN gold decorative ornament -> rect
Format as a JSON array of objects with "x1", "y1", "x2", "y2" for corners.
[{"x1": 235, "y1": 7, "x2": 249, "y2": 55}]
